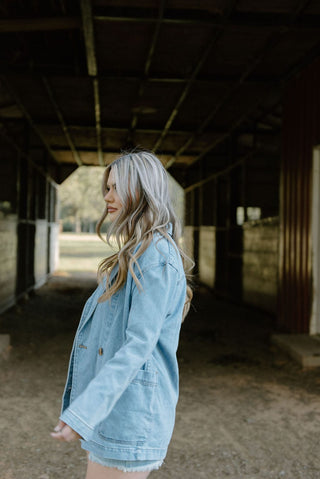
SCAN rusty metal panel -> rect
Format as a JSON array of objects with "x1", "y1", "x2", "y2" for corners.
[{"x1": 280, "y1": 57, "x2": 320, "y2": 333}]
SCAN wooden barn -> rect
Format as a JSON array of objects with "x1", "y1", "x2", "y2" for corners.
[{"x1": 0, "y1": 0, "x2": 320, "y2": 337}]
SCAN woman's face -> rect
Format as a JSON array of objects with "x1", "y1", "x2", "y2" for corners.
[{"x1": 104, "y1": 168, "x2": 123, "y2": 221}]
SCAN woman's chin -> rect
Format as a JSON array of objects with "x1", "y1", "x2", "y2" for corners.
[{"x1": 108, "y1": 212, "x2": 119, "y2": 222}]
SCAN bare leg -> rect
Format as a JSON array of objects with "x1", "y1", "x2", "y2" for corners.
[{"x1": 86, "y1": 459, "x2": 151, "y2": 479}]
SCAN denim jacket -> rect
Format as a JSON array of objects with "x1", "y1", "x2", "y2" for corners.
[{"x1": 60, "y1": 230, "x2": 186, "y2": 461}]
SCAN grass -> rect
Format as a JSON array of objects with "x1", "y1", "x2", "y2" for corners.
[{"x1": 58, "y1": 232, "x2": 115, "y2": 272}]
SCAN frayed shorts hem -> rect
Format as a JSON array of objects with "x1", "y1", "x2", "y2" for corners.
[{"x1": 88, "y1": 452, "x2": 163, "y2": 472}]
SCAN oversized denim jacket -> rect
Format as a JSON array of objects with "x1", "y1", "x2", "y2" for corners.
[{"x1": 60, "y1": 230, "x2": 186, "y2": 461}]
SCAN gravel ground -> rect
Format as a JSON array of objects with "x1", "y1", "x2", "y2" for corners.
[{"x1": 1, "y1": 273, "x2": 320, "y2": 479}]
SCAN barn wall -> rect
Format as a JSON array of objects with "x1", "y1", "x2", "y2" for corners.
[
  {"x1": 185, "y1": 147, "x2": 280, "y2": 313},
  {"x1": 280, "y1": 57, "x2": 320, "y2": 333},
  {"x1": 0, "y1": 138, "x2": 19, "y2": 313},
  {"x1": 199, "y1": 226, "x2": 215, "y2": 288},
  {"x1": 0, "y1": 123, "x2": 59, "y2": 314}
]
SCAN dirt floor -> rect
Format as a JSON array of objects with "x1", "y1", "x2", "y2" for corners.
[{"x1": 1, "y1": 272, "x2": 320, "y2": 479}]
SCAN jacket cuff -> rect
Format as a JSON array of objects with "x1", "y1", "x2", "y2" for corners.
[{"x1": 60, "y1": 408, "x2": 95, "y2": 441}]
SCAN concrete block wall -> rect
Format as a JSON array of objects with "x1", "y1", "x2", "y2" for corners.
[
  {"x1": 34, "y1": 220, "x2": 59, "y2": 288},
  {"x1": 183, "y1": 226, "x2": 195, "y2": 261},
  {"x1": 199, "y1": 226, "x2": 215, "y2": 289},
  {"x1": 34, "y1": 220, "x2": 49, "y2": 287},
  {"x1": 0, "y1": 216, "x2": 18, "y2": 313},
  {"x1": 49, "y1": 223, "x2": 60, "y2": 274},
  {"x1": 242, "y1": 219, "x2": 279, "y2": 313}
]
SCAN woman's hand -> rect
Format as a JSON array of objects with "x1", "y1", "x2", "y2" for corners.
[{"x1": 51, "y1": 420, "x2": 82, "y2": 442}]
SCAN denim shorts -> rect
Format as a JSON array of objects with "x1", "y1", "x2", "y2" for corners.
[{"x1": 88, "y1": 452, "x2": 163, "y2": 472}]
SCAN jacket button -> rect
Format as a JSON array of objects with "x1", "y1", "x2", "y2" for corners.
[{"x1": 98, "y1": 347, "x2": 104, "y2": 356}]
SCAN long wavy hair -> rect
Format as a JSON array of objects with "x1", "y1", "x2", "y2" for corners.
[{"x1": 96, "y1": 151, "x2": 193, "y2": 317}]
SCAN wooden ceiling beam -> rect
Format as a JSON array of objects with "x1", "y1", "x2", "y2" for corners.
[
  {"x1": 49, "y1": 145, "x2": 198, "y2": 159},
  {"x1": 0, "y1": 17, "x2": 80, "y2": 32},
  {"x1": 0, "y1": 11, "x2": 318, "y2": 34},
  {"x1": 80, "y1": 0, "x2": 104, "y2": 166},
  {"x1": 187, "y1": 93, "x2": 277, "y2": 167},
  {"x1": 166, "y1": 1, "x2": 312, "y2": 169},
  {"x1": 152, "y1": 0, "x2": 238, "y2": 153},
  {"x1": 94, "y1": 12, "x2": 320, "y2": 30},
  {"x1": 0, "y1": 121, "x2": 58, "y2": 184},
  {"x1": 0, "y1": 75, "x2": 59, "y2": 165},
  {"x1": 38, "y1": 123, "x2": 279, "y2": 136},
  {"x1": 184, "y1": 149, "x2": 255, "y2": 193},
  {"x1": 126, "y1": 0, "x2": 166, "y2": 144},
  {"x1": 2, "y1": 72, "x2": 278, "y2": 86},
  {"x1": 41, "y1": 76, "x2": 83, "y2": 166}
]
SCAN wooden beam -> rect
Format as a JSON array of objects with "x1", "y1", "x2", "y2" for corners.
[
  {"x1": 0, "y1": 17, "x2": 80, "y2": 32},
  {"x1": 40, "y1": 123, "x2": 279, "y2": 137},
  {"x1": 93, "y1": 78, "x2": 103, "y2": 166},
  {"x1": 80, "y1": 0, "x2": 97, "y2": 77},
  {"x1": 0, "y1": 121, "x2": 58, "y2": 185},
  {"x1": 41, "y1": 76, "x2": 82, "y2": 166},
  {"x1": 0, "y1": 10, "x2": 318, "y2": 34},
  {"x1": 152, "y1": 0, "x2": 238, "y2": 152},
  {"x1": 2, "y1": 72, "x2": 281, "y2": 87},
  {"x1": 80, "y1": 0, "x2": 104, "y2": 166},
  {"x1": 184, "y1": 150, "x2": 255, "y2": 193},
  {"x1": 186, "y1": 90, "x2": 278, "y2": 168},
  {"x1": 94, "y1": 12, "x2": 320, "y2": 30},
  {"x1": 0, "y1": 75, "x2": 59, "y2": 166},
  {"x1": 126, "y1": 0, "x2": 165, "y2": 142},
  {"x1": 166, "y1": 1, "x2": 311, "y2": 169}
]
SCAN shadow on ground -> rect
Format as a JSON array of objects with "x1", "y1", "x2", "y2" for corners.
[{"x1": 0, "y1": 274, "x2": 320, "y2": 479}]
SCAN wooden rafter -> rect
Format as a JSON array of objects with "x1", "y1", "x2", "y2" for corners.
[
  {"x1": 0, "y1": 72, "x2": 279, "y2": 87},
  {"x1": 0, "y1": 17, "x2": 80, "y2": 32},
  {"x1": 0, "y1": 11, "x2": 319, "y2": 33},
  {"x1": 166, "y1": 0, "x2": 313, "y2": 169},
  {"x1": 184, "y1": 149, "x2": 255, "y2": 193},
  {"x1": 152, "y1": 0, "x2": 238, "y2": 153},
  {"x1": 126, "y1": 0, "x2": 166, "y2": 143},
  {"x1": 186, "y1": 92, "x2": 276, "y2": 168},
  {"x1": 94, "y1": 12, "x2": 320, "y2": 30},
  {"x1": 41, "y1": 76, "x2": 82, "y2": 166},
  {"x1": 0, "y1": 75, "x2": 59, "y2": 166},
  {"x1": 80, "y1": 0, "x2": 104, "y2": 166},
  {"x1": 40, "y1": 124, "x2": 278, "y2": 137},
  {"x1": 0, "y1": 121, "x2": 57, "y2": 183}
]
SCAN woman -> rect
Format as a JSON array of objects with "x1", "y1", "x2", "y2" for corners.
[{"x1": 51, "y1": 151, "x2": 192, "y2": 478}]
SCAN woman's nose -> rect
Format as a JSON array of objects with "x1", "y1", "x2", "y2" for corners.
[{"x1": 104, "y1": 190, "x2": 112, "y2": 202}]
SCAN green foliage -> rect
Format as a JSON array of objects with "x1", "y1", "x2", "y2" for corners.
[{"x1": 59, "y1": 166, "x2": 106, "y2": 232}]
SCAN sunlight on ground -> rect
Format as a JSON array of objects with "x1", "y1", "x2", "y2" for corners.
[{"x1": 58, "y1": 232, "x2": 114, "y2": 273}]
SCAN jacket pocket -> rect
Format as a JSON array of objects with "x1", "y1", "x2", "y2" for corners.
[{"x1": 98, "y1": 369, "x2": 158, "y2": 447}]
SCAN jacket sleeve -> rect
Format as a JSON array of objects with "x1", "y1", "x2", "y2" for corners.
[{"x1": 60, "y1": 261, "x2": 180, "y2": 441}]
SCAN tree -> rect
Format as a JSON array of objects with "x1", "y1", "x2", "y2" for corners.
[{"x1": 59, "y1": 166, "x2": 106, "y2": 232}]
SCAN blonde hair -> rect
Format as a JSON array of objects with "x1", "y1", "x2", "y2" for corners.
[{"x1": 96, "y1": 151, "x2": 193, "y2": 317}]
